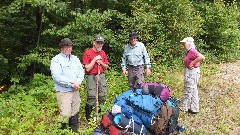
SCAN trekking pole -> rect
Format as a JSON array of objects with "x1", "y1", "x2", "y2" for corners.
[{"x1": 95, "y1": 63, "x2": 100, "y2": 123}]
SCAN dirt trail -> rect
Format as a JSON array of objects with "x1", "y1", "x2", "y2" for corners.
[{"x1": 179, "y1": 61, "x2": 240, "y2": 135}]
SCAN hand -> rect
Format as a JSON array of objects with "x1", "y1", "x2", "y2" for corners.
[
  {"x1": 71, "y1": 81, "x2": 80, "y2": 90},
  {"x1": 96, "y1": 59, "x2": 102, "y2": 65},
  {"x1": 94, "y1": 55, "x2": 102, "y2": 62},
  {"x1": 122, "y1": 70, "x2": 128, "y2": 75},
  {"x1": 189, "y1": 62, "x2": 194, "y2": 70},
  {"x1": 146, "y1": 68, "x2": 151, "y2": 76}
]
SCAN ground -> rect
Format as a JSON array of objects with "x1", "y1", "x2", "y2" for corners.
[
  {"x1": 79, "y1": 61, "x2": 240, "y2": 134},
  {"x1": 179, "y1": 61, "x2": 240, "y2": 135}
]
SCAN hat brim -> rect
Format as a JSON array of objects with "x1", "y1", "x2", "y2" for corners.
[
  {"x1": 95, "y1": 40, "x2": 104, "y2": 42},
  {"x1": 180, "y1": 40, "x2": 186, "y2": 43},
  {"x1": 129, "y1": 36, "x2": 138, "y2": 39}
]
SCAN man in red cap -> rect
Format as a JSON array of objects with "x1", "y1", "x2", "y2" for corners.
[{"x1": 82, "y1": 35, "x2": 109, "y2": 121}]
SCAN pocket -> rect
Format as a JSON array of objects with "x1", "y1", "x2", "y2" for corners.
[
  {"x1": 125, "y1": 53, "x2": 131, "y2": 61},
  {"x1": 184, "y1": 73, "x2": 195, "y2": 85},
  {"x1": 195, "y1": 72, "x2": 200, "y2": 83},
  {"x1": 61, "y1": 64, "x2": 71, "y2": 75},
  {"x1": 134, "y1": 52, "x2": 142, "y2": 63}
]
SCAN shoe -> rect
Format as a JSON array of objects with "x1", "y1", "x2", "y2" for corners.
[
  {"x1": 85, "y1": 104, "x2": 93, "y2": 121},
  {"x1": 177, "y1": 125, "x2": 185, "y2": 132},
  {"x1": 60, "y1": 123, "x2": 67, "y2": 130},
  {"x1": 69, "y1": 114, "x2": 80, "y2": 133},
  {"x1": 188, "y1": 109, "x2": 198, "y2": 114}
]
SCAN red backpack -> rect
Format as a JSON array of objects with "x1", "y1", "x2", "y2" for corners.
[
  {"x1": 100, "y1": 111, "x2": 132, "y2": 135},
  {"x1": 100, "y1": 111, "x2": 119, "y2": 135}
]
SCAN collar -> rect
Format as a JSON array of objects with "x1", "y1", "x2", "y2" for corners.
[
  {"x1": 60, "y1": 52, "x2": 71, "y2": 58},
  {"x1": 186, "y1": 47, "x2": 194, "y2": 55},
  {"x1": 129, "y1": 42, "x2": 138, "y2": 48}
]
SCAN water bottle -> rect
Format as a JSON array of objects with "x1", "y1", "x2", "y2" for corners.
[{"x1": 177, "y1": 125, "x2": 185, "y2": 132}]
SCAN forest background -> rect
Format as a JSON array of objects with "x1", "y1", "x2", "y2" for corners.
[{"x1": 0, "y1": 0, "x2": 240, "y2": 134}]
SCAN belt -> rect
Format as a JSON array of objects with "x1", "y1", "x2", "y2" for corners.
[
  {"x1": 86, "y1": 73, "x2": 104, "y2": 75},
  {"x1": 127, "y1": 64, "x2": 143, "y2": 67},
  {"x1": 185, "y1": 66, "x2": 199, "y2": 69}
]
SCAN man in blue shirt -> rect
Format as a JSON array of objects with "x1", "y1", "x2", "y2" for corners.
[
  {"x1": 50, "y1": 38, "x2": 84, "y2": 133},
  {"x1": 121, "y1": 32, "x2": 151, "y2": 90}
]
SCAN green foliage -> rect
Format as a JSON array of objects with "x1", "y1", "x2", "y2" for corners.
[
  {"x1": 0, "y1": 55, "x2": 9, "y2": 84},
  {"x1": 43, "y1": 9, "x2": 128, "y2": 68},
  {"x1": 121, "y1": 0, "x2": 204, "y2": 66},
  {"x1": 1, "y1": 0, "x2": 240, "y2": 85},
  {"x1": 1, "y1": 59, "x2": 240, "y2": 134},
  {"x1": 0, "y1": 73, "x2": 62, "y2": 134},
  {"x1": 197, "y1": 1, "x2": 240, "y2": 61}
]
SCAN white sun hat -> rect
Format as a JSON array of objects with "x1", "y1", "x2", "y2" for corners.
[{"x1": 180, "y1": 37, "x2": 194, "y2": 43}]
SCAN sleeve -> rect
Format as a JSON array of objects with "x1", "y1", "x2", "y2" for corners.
[
  {"x1": 142, "y1": 45, "x2": 151, "y2": 68},
  {"x1": 82, "y1": 51, "x2": 89, "y2": 65},
  {"x1": 76, "y1": 59, "x2": 85, "y2": 85},
  {"x1": 189, "y1": 49, "x2": 199, "y2": 60},
  {"x1": 102, "y1": 51, "x2": 109, "y2": 65},
  {"x1": 50, "y1": 57, "x2": 72, "y2": 88},
  {"x1": 121, "y1": 46, "x2": 127, "y2": 70}
]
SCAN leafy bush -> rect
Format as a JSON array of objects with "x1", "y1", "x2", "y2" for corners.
[
  {"x1": 0, "y1": 55, "x2": 9, "y2": 85},
  {"x1": 197, "y1": 1, "x2": 240, "y2": 62},
  {"x1": 121, "y1": 0, "x2": 204, "y2": 66}
]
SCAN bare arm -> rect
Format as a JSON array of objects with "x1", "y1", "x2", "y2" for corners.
[
  {"x1": 189, "y1": 53, "x2": 205, "y2": 68},
  {"x1": 85, "y1": 55, "x2": 101, "y2": 72},
  {"x1": 97, "y1": 60, "x2": 108, "y2": 69}
]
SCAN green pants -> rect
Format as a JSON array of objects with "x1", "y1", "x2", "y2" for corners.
[{"x1": 86, "y1": 73, "x2": 107, "y2": 106}]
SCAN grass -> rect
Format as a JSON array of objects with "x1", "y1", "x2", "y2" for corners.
[
  {"x1": 176, "y1": 61, "x2": 240, "y2": 135},
  {"x1": 81, "y1": 61, "x2": 240, "y2": 135},
  {"x1": 1, "y1": 60, "x2": 239, "y2": 135}
]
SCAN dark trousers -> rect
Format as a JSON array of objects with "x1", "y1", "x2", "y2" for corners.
[
  {"x1": 86, "y1": 73, "x2": 107, "y2": 106},
  {"x1": 127, "y1": 65, "x2": 144, "y2": 90}
]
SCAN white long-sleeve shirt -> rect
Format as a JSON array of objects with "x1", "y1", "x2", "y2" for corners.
[{"x1": 50, "y1": 53, "x2": 85, "y2": 92}]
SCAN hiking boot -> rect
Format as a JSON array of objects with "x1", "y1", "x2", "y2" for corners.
[
  {"x1": 69, "y1": 114, "x2": 80, "y2": 133},
  {"x1": 85, "y1": 104, "x2": 93, "y2": 121},
  {"x1": 60, "y1": 123, "x2": 67, "y2": 130}
]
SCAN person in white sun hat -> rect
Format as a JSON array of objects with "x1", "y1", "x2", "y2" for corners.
[{"x1": 180, "y1": 37, "x2": 205, "y2": 114}]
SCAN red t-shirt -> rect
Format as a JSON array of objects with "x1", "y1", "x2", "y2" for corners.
[
  {"x1": 82, "y1": 48, "x2": 109, "y2": 75},
  {"x1": 184, "y1": 48, "x2": 200, "y2": 68}
]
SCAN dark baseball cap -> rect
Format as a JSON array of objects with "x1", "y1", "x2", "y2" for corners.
[
  {"x1": 94, "y1": 35, "x2": 104, "y2": 42},
  {"x1": 129, "y1": 32, "x2": 138, "y2": 39}
]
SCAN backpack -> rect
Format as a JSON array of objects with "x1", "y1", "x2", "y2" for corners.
[
  {"x1": 165, "y1": 97, "x2": 180, "y2": 134},
  {"x1": 149, "y1": 103, "x2": 172, "y2": 134},
  {"x1": 100, "y1": 111, "x2": 134, "y2": 135},
  {"x1": 113, "y1": 113, "x2": 152, "y2": 135},
  {"x1": 140, "y1": 82, "x2": 170, "y2": 102},
  {"x1": 126, "y1": 94, "x2": 163, "y2": 129},
  {"x1": 100, "y1": 111, "x2": 120, "y2": 135}
]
